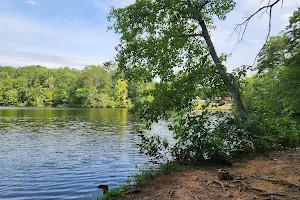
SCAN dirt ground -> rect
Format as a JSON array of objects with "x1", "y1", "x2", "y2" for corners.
[{"x1": 116, "y1": 149, "x2": 300, "y2": 200}]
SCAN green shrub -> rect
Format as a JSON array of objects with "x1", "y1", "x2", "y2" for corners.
[
  {"x1": 138, "y1": 111, "x2": 300, "y2": 165},
  {"x1": 246, "y1": 112, "x2": 300, "y2": 152}
]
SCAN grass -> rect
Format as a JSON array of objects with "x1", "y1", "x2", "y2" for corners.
[
  {"x1": 95, "y1": 161, "x2": 185, "y2": 200},
  {"x1": 134, "y1": 161, "x2": 184, "y2": 188},
  {"x1": 97, "y1": 187, "x2": 124, "y2": 200},
  {"x1": 95, "y1": 179, "x2": 131, "y2": 200}
]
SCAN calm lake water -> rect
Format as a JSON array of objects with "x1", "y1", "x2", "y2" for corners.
[{"x1": 0, "y1": 107, "x2": 171, "y2": 200}]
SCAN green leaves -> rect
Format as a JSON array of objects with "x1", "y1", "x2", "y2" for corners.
[
  {"x1": 256, "y1": 35, "x2": 288, "y2": 73},
  {"x1": 0, "y1": 65, "x2": 146, "y2": 108},
  {"x1": 244, "y1": 7, "x2": 300, "y2": 115},
  {"x1": 109, "y1": 0, "x2": 241, "y2": 126}
]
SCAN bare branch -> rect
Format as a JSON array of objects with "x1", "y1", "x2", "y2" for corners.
[
  {"x1": 252, "y1": 3, "x2": 273, "y2": 66},
  {"x1": 230, "y1": 0, "x2": 282, "y2": 66}
]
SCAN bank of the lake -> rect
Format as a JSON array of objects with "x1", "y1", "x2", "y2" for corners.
[
  {"x1": 110, "y1": 149, "x2": 300, "y2": 200},
  {"x1": 0, "y1": 107, "x2": 172, "y2": 200}
]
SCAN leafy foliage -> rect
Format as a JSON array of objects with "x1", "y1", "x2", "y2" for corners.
[
  {"x1": 0, "y1": 65, "x2": 151, "y2": 108},
  {"x1": 139, "y1": 111, "x2": 300, "y2": 165},
  {"x1": 109, "y1": 0, "x2": 237, "y2": 124},
  {"x1": 109, "y1": 2, "x2": 300, "y2": 165},
  {"x1": 244, "y1": 8, "x2": 300, "y2": 115},
  {"x1": 256, "y1": 35, "x2": 288, "y2": 73}
]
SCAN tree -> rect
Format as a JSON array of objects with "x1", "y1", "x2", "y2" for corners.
[
  {"x1": 0, "y1": 64, "x2": 151, "y2": 108},
  {"x1": 109, "y1": 0, "x2": 248, "y2": 120},
  {"x1": 286, "y1": 7, "x2": 300, "y2": 53},
  {"x1": 115, "y1": 79, "x2": 128, "y2": 108},
  {"x1": 243, "y1": 7, "x2": 300, "y2": 115},
  {"x1": 5, "y1": 89, "x2": 18, "y2": 106},
  {"x1": 256, "y1": 35, "x2": 288, "y2": 73}
]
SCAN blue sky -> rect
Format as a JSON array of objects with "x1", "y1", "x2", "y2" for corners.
[{"x1": 0, "y1": 0, "x2": 299, "y2": 71}]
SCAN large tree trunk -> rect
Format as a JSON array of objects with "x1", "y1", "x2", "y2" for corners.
[
  {"x1": 197, "y1": 15, "x2": 248, "y2": 120},
  {"x1": 186, "y1": 0, "x2": 248, "y2": 120}
]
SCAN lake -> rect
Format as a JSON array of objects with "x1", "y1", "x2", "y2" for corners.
[{"x1": 0, "y1": 107, "x2": 171, "y2": 200}]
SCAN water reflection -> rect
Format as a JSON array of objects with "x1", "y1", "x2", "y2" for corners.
[{"x1": 0, "y1": 107, "x2": 171, "y2": 200}]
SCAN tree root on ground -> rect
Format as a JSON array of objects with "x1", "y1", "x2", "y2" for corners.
[
  {"x1": 167, "y1": 190, "x2": 175, "y2": 200},
  {"x1": 215, "y1": 170, "x2": 300, "y2": 199},
  {"x1": 260, "y1": 192, "x2": 288, "y2": 197},
  {"x1": 253, "y1": 175, "x2": 300, "y2": 189},
  {"x1": 184, "y1": 188, "x2": 199, "y2": 200},
  {"x1": 212, "y1": 180, "x2": 225, "y2": 192}
]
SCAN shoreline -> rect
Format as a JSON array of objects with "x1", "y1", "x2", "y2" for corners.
[{"x1": 102, "y1": 149, "x2": 300, "y2": 200}]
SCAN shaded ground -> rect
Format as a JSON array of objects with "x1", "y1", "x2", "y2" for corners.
[{"x1": 116, "y1": 149, "x2": 300, "y2": 200}]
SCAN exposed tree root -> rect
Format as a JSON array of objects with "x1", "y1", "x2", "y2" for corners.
[
  {"x1": 248, "y1": 187, "x2": 265, "y2": 193},
  {"x1": 184, "y1": 188, "x2": 199, "y2": 200},
  {"x1": 260, "y1": 193, "x2": 288, "y2": 197},
  {"x1": 262, "y1": 196, "x2": 282, "y2": 200},
  {"x1": 212, "y1": 180, "x2": 225, "y2": 192},
  {"x1": 167, "y1": 190, "x2": 174, "y2": 200},
  {"x1": 253, "y1": 175, "x2": 300, "y2": 188}
]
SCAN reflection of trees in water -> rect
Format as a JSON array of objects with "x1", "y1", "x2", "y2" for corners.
[{"x1": 0, "y1": 108, "x2": 134, "y2": 135}]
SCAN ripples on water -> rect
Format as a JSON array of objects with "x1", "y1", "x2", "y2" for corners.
[{"x1": 0, "y1": 107, "x2": 172, "y2": 200}]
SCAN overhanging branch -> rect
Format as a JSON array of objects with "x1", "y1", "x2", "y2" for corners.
[
  {"x1": 230, "y1": 0, "x2": 282, "y2": 66},
  {"x1": 178, "y1": 33, "x2": 203, "y2": 37}
]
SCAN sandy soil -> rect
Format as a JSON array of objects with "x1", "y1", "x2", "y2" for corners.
[{"x1": 115, "y1": 149, "x2": 300, "y2": 200}]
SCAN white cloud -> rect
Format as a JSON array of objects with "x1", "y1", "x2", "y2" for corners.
[
  {"x1": 0, "y1": 50, "x2": 97, "y2": 68},
  {"x1": 1, "y1": 0, "x2": 298, "y2": 71},
  {"x1": 0, "y1": 12, "x2": 116, "y2": 68},
  {"x1": 92, "y1": 0, "x2": 135, "y2": 13},
  {"x1": 24, "y1": 0, "x2": 37, "y2": 6}
]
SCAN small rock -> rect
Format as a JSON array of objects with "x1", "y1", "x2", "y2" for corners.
[{"x1": 97, "y1": 185, "x2": 109, "y2": 194}]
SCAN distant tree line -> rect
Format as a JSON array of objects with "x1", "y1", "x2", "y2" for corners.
[
  {"x1": 0, "y1": 65, "x2": 152, "y2": 108},
  {"x1": 242, "y1": 7, "x2": 300, "y2": 115}
]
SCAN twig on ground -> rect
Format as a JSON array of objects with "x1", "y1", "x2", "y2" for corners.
[
  {"x1": 212, "y1": 180, "x2": 225, "y2": 192},
  {"x1": 248, "y1": 187, "x2": 265, "y2": 193},
  {"x1": 184, "y1": 188, "x2": 199, "y2": 200},
  {"x1": 260, "y1": 193, "x2": 288, "y2": 197},
  {"x1": 235, "y1": 174, "x2": 246, "y2": 180},
  {"x1": 239, "y1": 181, "x2": 248, "y2": 192},
  {"x1": 168, "y1": 190, "x2": 175, "y2": 200},
  {"x1": 262, "y1": 196, "x2": 279, "y2": 200},
  {"x1": 171, "y1": 184, "x2": 182, "y2": 189}
]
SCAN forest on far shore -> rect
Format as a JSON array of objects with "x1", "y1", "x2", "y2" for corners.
[{"x1": 0, "y1": 64, "x2": 152, "y2": 108}]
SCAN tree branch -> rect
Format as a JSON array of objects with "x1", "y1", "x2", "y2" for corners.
[
  {"x1": 196, "y1": 0, "x2": 209, "y2": 10},
  {"x1": 178, "y1": 33, "x2": 203, "y2": 37},
  {"x1": 230, "y1": 0, "x2": 282, "y2": 66},
  {"x1": 186, "y1": 0, "x2": 249, "y2": 120}
]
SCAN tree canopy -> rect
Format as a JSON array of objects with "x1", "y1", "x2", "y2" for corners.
[
  {"x1": 0, "y1": 65, "x2": 151, "y2": 108},
  {"x1": 109, "y1": 0, "x2": 248, "y2": 123},
  {"x1": 244, "y1": 7, "x2": 300, "y2": 115},
  {"x1": 109, "y1": 1, "x2": 300, "y2": 164}
]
